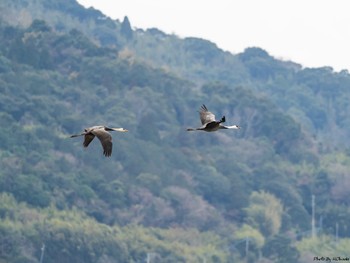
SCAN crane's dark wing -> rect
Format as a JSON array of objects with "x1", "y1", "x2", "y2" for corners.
[
  {"x1": 92, "y1": 129, "x2": 113, "y2": 157},
  {"x1": 199, "y1": 104, "x2": 216, "y2": 125},
  {"x1": 83, "y1": 134, "x2": 95, "y2": 148}
]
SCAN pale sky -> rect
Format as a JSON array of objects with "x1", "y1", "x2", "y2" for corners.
[{"x1": 77, "y1": 0, "x2": 350, "y2": 72}]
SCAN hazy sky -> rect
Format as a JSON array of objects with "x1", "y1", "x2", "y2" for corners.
[{"x1": 77, "y1": 0, "x2": 350, "y2": 72}]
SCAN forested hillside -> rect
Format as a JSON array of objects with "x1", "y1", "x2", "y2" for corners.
[{"x1": 1, "y1": 0, "x2": 350, "y2": 262}]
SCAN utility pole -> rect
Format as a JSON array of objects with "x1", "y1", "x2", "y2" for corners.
[
  {"x1": 39, "y1": 244, "x2": 45, "y2": 263},
  {"x1": 335, "y1": 222, "x2": 339, "y2": 244},
  {"x1": 319, "y1": 215, "x2": 323, "y2": 232},
  {"x1": 245, "y1": 237, "x2": 249, "y2": 260},
  {"x1": 311, "y1": 195, "x2": 316, "y2": 238},
  {"x1": 147, "y1": 252, "x2": 156, "y2": 263}
]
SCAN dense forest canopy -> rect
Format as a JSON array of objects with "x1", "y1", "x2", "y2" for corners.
[{"x1": 1, "y1": 0, "x2": 350, "y2": 262}]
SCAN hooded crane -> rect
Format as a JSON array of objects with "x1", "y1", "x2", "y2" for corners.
[
  {"x1": 70, "y1": 126, "x2": 128, "y2": 157},
  {"x1": 187, "y1": 105, "x2": 240, "y2": 132}
]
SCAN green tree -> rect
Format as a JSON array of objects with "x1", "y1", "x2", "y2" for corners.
[
  {"x1": 245, "y1": 191, "x2": 284, "y2": 237},
  {"x1": 121, "y1": 16, "x2": 133, "y2": 40},
  {"x1": 263, "y1": 235, "x2": 300, "y2": 263}
]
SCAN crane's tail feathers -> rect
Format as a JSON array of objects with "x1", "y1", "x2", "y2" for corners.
[{"x1": 220, "y1": 116, "x2": 226, "y2": 123}]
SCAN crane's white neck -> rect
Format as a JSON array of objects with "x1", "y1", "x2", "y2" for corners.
[
  {"x1": 112, "y1": 128, "x2": 128, "y2": 132},
  {"x1": 223, "y1": 125, "x2": 240, "y2": 129}
]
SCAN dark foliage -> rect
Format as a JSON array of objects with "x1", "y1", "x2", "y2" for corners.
[{"x1": 1, "y1": 0, "x2": 350, "y2": 261}]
